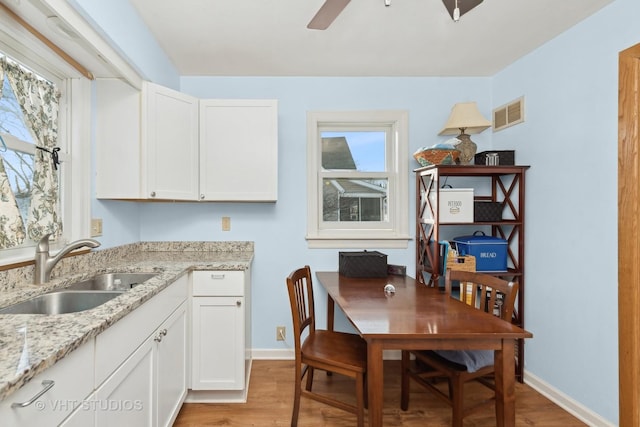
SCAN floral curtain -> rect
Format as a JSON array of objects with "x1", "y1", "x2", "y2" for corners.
[
  {"x1": 0, "y1": 60, "x2": 27, "y2": 249},
  {"x1": 4, "y1": 59, "x2": 62, "y2": 242}
]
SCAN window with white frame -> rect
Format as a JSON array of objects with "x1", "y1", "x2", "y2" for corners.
[
  {"x1": 306, "y1": 111, "x2": 410, "y2": 249},
  {"x1": 0, "y1": 46, "x2": 91, "y2": 264}
]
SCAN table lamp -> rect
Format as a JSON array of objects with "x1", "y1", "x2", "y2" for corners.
[{"x1": 439, "y1": 102, "x2": 492, "y2": 164}]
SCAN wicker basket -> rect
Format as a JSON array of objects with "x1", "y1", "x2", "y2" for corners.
[
  {"x1": 446, "y1": 253, "x2": 476, "y2": 272},
  {"x1": 446, "y1": 252, "x2": 476, "y2": 305},
  {"x1": 413, "y1": 148, "x2": 460, "y2": 167}
]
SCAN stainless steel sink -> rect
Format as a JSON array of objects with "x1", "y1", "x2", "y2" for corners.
[
  {"x1": 0, "y1": 272, "x2": 158, "y2": 315},
  {"x1": 0, "y1": 291, "x2": 124, "y2": 315},
  {"x1": 64, "y1": 272, "x2": 158, "y2": 291}
]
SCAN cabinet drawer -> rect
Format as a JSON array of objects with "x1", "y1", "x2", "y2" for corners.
[
  {"x1": 192, "y1": 271, "x2": 245, "y2": 296},
  {"x1": 0, "y1": 341, "x2": 94, "y2": 427}
]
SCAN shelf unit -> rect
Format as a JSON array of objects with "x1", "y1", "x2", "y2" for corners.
[{"x1": 415, "y1": 164, "x2": 529, "y2": 380}]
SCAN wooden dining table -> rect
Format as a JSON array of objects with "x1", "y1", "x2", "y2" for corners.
[{"x1": 316, "y1": 272, "x2": 533, "y2": 427}]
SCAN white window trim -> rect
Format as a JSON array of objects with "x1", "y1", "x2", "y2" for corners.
[
  {"x1": 65, "y1": 78, "x2": 91, "y2": 243},
  {"x1": 306, "y1": 110, "x2": 410, "y2": 249}
]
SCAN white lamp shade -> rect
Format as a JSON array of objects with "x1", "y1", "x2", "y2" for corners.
[{"x1": 439, "y1": 102, "x2": 492, "y2": 135}]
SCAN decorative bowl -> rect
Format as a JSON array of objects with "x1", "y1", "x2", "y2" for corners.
[{"x1": 413, "y1": 148, "x2": 461, "y2": 167}]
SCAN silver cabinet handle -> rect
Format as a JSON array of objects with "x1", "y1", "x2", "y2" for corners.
[
  {"x1": 200, "y1": 194, "x2": 205, "y2": 200},
  {"x1": 154, "y1": 328, "x2": 168, "y2": 342},
  {"x1": 150, "y1": 191, "x2": 156, "y2": 197},
  {"x1": 210, "y1": 274, "x2": 225, "y2": 280},
  {"x1": 11, "y1": 380, "x2": 55, "y2": 408},
  {"x1": 236, "y1": 300, "x2": 242, "y2": 307}
]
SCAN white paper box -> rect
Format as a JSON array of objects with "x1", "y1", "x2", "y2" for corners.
[{"x1": 431, "y1": 188, "x2": 474, "y2": 223}]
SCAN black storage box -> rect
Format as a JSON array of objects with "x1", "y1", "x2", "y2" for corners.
[
  {"x1": 474, "y1": 201, "x2": 504, "y2": 222},
  {"x1": 339, "y1": 251, "x2": 388, "y2": 278},
  {"x1": 474, "y1": 150, "x2": 515, "y2": 166}
]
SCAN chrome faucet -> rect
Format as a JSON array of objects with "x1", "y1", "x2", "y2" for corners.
[{"x1": 34, "y1": 233, "x2": 101, "y2": 285}]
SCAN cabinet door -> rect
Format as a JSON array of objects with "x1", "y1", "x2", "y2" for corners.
[
  {"x1": 143, "y1": 82, "x2": 199, "y2": 200},
  {"x1": 95, "y1": 337, "x2": 155, "y2": 427},
  {"x1": 96, "y1": 78, "x2": 142, "y2": 199},
  {"x1": 156, "y1": 302, "x2": 188, "y2": 427},
  {"x1": 191, "y1": 296, "x2": 245, "y2": 390},
  {"x1": 59, "y1": 392, "x2": 96, "y2": 427},
  {"x1": 199, "y1": 99, "x2": 278, "y2": 201}
]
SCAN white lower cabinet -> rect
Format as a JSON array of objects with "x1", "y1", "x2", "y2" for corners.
[
  {"x1": 192, "y1": 296, "x2": 244, "y2": 390},
  {"x1": 156, "y1": 301, "x2": 188, "y2": 427},
  {"x1": 94, "y1": 277, "x2": 188, "y2": 427},
  {"x1": 1, "y1": 268, "x2": 255, "y2": 425},
  {"x1": 188, "y1": 269, "x2": 252, "y2": 402},
  {"x1": 95, "y1": 335, "x2": 155, "y2": 427},
  {"x1": 95, "y1": 300, "x2": 186, "y2": 427},
  {"x1": 0, "y1": 341, "x2": 94, "y2": 427},
  {"x1": 1, "y1": 275, "x2": 189, "y2": 427},
  {"x1": 59, "y1": 392, "x2": 97, "y2": 427}
]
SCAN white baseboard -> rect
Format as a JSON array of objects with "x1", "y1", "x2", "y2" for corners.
[
  {"x1": 524, "y1": 370, "x2": 616, "y2": 427},
  {"x1": 252, "y1": 348, "x2": 295, "y2": 360}
]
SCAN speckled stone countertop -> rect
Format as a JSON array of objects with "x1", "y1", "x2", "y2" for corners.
[{"x1": 0, "y1": 241, "x2": 253, "y2": 402}]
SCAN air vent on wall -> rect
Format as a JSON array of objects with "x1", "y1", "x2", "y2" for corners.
[{"x1": 493, "y1": 96, "x2": 524, "y2": 132}]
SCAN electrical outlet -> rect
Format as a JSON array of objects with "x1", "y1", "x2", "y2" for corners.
[
  {"x1": 222, "y1": 216, "x2": 231, "y2": 231},
  {"x1": 276, "y1": 326, "x2": 286, "y2": 341},
  {"x1": 91, "y1": 218, "x2": 103, "y2": 237}
]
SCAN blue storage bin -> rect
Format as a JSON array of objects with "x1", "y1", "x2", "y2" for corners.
[{"x1": 452, "y1": 231, "x2": 508, "y2": 272}]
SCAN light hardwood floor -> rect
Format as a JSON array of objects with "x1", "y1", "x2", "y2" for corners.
[{"x1": 174, "y1": 360, "x2": 586, "y2": 426}]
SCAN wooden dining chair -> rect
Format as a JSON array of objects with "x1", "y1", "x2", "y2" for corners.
[
  {"x1": 286, "y1": 265, "x2": 368, "y2": 427},
  {"x1": 400, "y1": 269, "x2": 519, "y2": 427}
]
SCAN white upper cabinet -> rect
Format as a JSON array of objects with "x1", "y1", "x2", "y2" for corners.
[
  {"x1": 96, "y1": 80, "x2": 278, "y2": 202},
  {"x1": 143, "y1": 82, "x2": 199, "y2": 200},
  {"x1": 96, "y1": 79, "x2": 142, "y2": 199},
  {"x1": 96, "y1": 79, "x2": 198, "y2": 200},
  {"x1": 199, "y1": 100, "x2": 278, "y2": 201}
]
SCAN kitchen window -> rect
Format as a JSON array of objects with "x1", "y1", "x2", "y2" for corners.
[
  {"x1": 306, "y1": 110, "x2": 410, "y2": 248},
  {"x1": 0, "y1": 46, "x2": 91, "y2": 264}
]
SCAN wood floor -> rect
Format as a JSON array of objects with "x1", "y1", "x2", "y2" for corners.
[{"x1": 174, "y1": 360, "x2": 587, "y2": 427}]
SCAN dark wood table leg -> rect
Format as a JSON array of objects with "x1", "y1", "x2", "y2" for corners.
[
  {"x1": 494, "y1": 339, "x2": 516, "y2": 427},
  {"x1": 367, "y1": 339, "x2": 384, "y2": 427},
  {"x1": 326, "y1": 295, "x2": 335, "y2": 377},
  {"x1": 327, "y1": 295, "x2": 335, "y2": 332}
]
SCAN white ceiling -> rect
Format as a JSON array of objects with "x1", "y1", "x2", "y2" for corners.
[{"x1": 129, "y1": 0, "x2": 614, "y2": 77}]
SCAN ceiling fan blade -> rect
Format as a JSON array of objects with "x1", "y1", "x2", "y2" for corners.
[
  {"x1": 441, "y1": 0, "x2": 483, "y2": 20},
  {"x1": 307, "y1": 0, "x2": 351, "y2": 30}
]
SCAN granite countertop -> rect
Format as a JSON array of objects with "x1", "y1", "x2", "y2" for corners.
[{"x1": 0, "y1": 241, "x2": 253, "y2": 402}]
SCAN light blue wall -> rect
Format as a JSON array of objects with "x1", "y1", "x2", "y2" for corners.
[
  {"x1": 147, "y1": 75, "x2": 492, "y2": 345},
  {"x1": 74, "y1": 0, "x2": 639, "y2": 424},
  {"x1": 491, "y1": 0, "x2": 639, "y2": 423},
  {"x1": 74, "y1": 0, "x2": 179, "y2": 249},
  {"x1": 69, "y1": 0, "x2": 180, "y2": 88}
]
